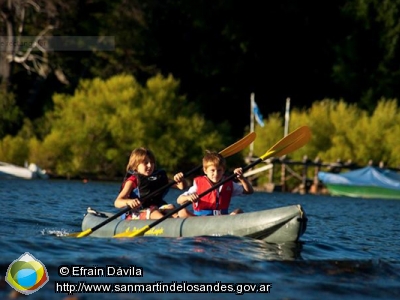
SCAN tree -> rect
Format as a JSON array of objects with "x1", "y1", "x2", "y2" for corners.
[
  {"x1": 0, "y1": 0, "x2": 71, "y2": 87},
  {"x1": 34, "y1": 73, "x2": 229, "y2": 178}
]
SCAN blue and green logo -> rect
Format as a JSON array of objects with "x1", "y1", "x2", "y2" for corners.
[{"x1": 6, "y1": 252, "x2": 49, "y2": 295}]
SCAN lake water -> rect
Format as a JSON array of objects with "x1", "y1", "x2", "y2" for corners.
[{"x1": 0, "y1": 179, "x2": 399, "y2": 300}]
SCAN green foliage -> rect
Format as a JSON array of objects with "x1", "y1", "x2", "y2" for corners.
[
  {"x1": 33, "y1": 73, "x2": 228, "y2": 178},
  {"x1": 300, "y1": 100, "x2": 364, "y2": 162},
  {"x1": 356, "y1": 98, "x2": 400, "y2": 166},
  {"x1": 2, "y1": 72, "x2": 400, "y2": 181},
  {"x1": 252, "y1": 113, "x2": 286, "y2": 159},
  {"x1": 0, "y1": 118, "x2": 40, "y2": 166},
  {"x1": 287, "y1": 98, "x2": 400, "y2": 167},
  {"x1": 0, "y1": 135, "x2": 29, "y2": 166}
]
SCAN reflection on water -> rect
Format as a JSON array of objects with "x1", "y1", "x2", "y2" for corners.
[{"x1": 168, "y1": 236, "x2": 303, "y2": 261}]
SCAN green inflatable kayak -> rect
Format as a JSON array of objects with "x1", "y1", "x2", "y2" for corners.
[{"x1": 81, "y1": 204, "x2": 307, "y2": 243}]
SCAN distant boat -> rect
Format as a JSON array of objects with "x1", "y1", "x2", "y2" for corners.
[
  {"x1": 0, "y1": 162, "x2": 49, "y2": 179},
  {"x1": 318, "y1": 166, "x2": 400, "y2": 200}
]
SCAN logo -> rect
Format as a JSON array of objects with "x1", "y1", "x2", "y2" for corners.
[{"x1": 6, "y1": 252, "x2": 49, "y2": 295}]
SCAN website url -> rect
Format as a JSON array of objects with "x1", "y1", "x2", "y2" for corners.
[{"x1": 55, "y1": 281, "x2": 272, "y2": 295}]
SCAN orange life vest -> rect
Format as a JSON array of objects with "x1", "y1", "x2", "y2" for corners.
[{"x1": 193, "y1": 176, "x2": 233, "y2": 212}]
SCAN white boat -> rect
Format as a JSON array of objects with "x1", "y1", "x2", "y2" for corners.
[{"x1": 0, "y1": 162, "x2": 49, "y2": 179}]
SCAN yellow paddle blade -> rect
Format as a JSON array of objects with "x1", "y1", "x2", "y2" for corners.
[
  {"x1": 66, "y1": 229, "x2": 93, "y2": 238},
  {"x1": 260, "y1": 126, "x2": 311, "y2": 161},
  {"x1": 113, "y1": 225, "x2": 150, "y2": 238},
  {"x1": 220, "y1": 132, "x2": 256, "y2": 157}
]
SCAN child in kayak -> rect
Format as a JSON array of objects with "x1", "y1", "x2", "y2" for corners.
[
  {"x1": 177, "y1": 150, "x2": 254, "y2": 217},
  {"x1": 115, "y1": 147, "x2": 186, "y2": 219}
]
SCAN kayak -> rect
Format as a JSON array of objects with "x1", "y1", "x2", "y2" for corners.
[{"x1": 81, "y1": 204, "x2": 307, "y2": 243}]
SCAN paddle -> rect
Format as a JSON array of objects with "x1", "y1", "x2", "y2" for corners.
[
  {"x1": 66, "y1": 131, "x2": 256, "y2": 238},
  {"x1": 114, "y1": 125, "x2": 312, "y2": 238}
]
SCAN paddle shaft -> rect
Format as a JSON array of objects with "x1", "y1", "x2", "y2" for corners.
[{"x1": 138, "y1": 157, "x2": 263, "y2": 230}]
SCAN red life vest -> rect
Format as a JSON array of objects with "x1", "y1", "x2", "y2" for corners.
[{"x1": 193, "y1": 176, "x2": 233, "y2": 212}]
